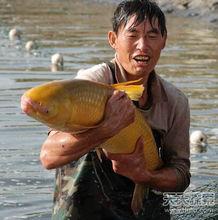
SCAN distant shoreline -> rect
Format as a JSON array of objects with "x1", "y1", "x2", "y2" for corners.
[
  {"x1": 108, "y1": 0, "x2": 218, "y2": 26},
  {"x1": 156, "y1": 0, "x2": 218, "y2": 26}
]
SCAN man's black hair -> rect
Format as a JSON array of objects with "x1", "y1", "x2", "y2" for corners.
[{"x1": 112, "y1": 0, "x2": 167, "y2": 36}]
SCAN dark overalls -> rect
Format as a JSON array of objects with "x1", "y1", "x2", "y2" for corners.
[{"x1": 51, "y1": 62, "x2": 170, "y2": 220}]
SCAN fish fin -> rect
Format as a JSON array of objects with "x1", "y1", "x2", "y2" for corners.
[
  {"x1": 131, "y1": 183, "x2": 147, "y2": 216},
  {"x1": 112, "y1": 79, "x2": 144, "y2": 101},
  {"x1": 113, "y1": 78, "x2": 143, "y2": 86}
]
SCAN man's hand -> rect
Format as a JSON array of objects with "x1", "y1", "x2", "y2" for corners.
[
  {"x1": 100, "y1": 90, "x2": 135, "y2": 138},
  {"x1": 103, "y1": 136, "x2": 152, "y2": 184}
]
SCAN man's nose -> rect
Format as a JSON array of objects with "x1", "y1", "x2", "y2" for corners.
[{"x1": 136, "y1": 37, "x2": 148, "y2": 51}]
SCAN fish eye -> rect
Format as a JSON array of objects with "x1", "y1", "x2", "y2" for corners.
[{"x1": 200, "y1": 138, "x2": 204, "y2": 142}]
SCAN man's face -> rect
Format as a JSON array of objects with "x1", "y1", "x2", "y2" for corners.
[{"x1": 109, "y1": 15, "x2": 166, "y2": 80}]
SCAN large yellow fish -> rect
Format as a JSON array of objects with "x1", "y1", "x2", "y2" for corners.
[{"x1": 20, "y1": 79, "x2": 162, "y2": 214}]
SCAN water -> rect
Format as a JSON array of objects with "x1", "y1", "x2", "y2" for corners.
[{"x1": 0, "y1": 0, "x2": 217, "y2": 219}]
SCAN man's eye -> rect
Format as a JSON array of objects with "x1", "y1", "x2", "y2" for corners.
[
  {"x1": 148, "y1": 34, "x2": 158, "y2": 39},
  {"x1": 128, "y1": 35, "x2": 137, "y2": 38}
]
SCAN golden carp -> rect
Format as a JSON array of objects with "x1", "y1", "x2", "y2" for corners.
[{"x1": 20, "y1": 79, "x2": 162, "y2": 214}]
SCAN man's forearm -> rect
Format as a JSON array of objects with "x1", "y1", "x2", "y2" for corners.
[
  {"x1": 145, "y1": 167, "x2": 180, "y2": 192},
  {"x1": 40, "y1": 126, "x2": 113, "y2": 169}
]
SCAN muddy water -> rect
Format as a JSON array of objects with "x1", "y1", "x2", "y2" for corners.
[{"x1": 0, "y1": 0, "x2": 217, "y2": 219}]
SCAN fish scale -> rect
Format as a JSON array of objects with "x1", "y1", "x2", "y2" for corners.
[{"x1": 72, "y1": 86, "x2": 108, "y2": 126}]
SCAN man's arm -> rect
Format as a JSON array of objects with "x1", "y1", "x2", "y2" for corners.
[
  {"x1": 104, "y1": 136, "x2": 179, "y2": 192},
  {"x1": 40, "y1": 90, "x2": 135, "y2": 169}
]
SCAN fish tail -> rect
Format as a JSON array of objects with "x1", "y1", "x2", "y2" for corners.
[
  {"x1": 131, "y1": 183, "x2": 148, "y2": 215},
  {"x1": 112, "y1": 80, "x2": 144, "y2": 101}
]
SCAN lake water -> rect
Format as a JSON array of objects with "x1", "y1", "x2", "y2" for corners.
[{"x1": 0, "y1": 0, "x2": 217, "y2": 219}]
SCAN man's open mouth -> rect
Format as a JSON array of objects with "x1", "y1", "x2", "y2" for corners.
[{"x1": 133, "y1": 55, "x2": 150, "y2": 63}]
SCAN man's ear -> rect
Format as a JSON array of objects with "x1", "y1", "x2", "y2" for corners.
[{"x1": 108, "y1": 31, "x2": 117, "y2": 49}]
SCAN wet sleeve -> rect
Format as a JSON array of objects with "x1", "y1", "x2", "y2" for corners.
[{"x1": 162, "y1": 95, "x2": 191, "y2": 192}]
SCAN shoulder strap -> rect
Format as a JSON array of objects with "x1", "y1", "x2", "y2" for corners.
[{"x1": 106, "y1": 61, "x2": 117, "y2": 84}]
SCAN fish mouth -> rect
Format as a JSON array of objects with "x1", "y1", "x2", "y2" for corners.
[
  {"x1": 133, "y1": 55, "x2": 150, "y2": 64},
  {"x1": 21, "y1": 95, "x2": 49, "y2": 116}
]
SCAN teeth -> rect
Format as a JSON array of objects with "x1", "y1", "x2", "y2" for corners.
[{"x1": 134, "y1": 55, "x2": 149, "y2": 62}]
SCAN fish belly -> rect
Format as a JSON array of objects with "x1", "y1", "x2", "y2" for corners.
[{"x1": 100, "y1": 110, "x2": 161, "y2": 170}]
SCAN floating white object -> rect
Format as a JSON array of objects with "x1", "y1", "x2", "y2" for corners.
[
  {"x1": 9, "y1": 28, "x2": 21, "y2": 41},
  {"x1": 190, "y1": 130, "x2": 208, "y2": 154},
  {"x1": 25, "y1": 40, "x2": 37, "y2": 51},
  {"x1": 51, "y1": 53, "x2": 64, "y2": 66}
]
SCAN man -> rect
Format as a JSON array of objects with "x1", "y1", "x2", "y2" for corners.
[{"x1": 40, "y1": 0, "x2": 190, "y2": 219}]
